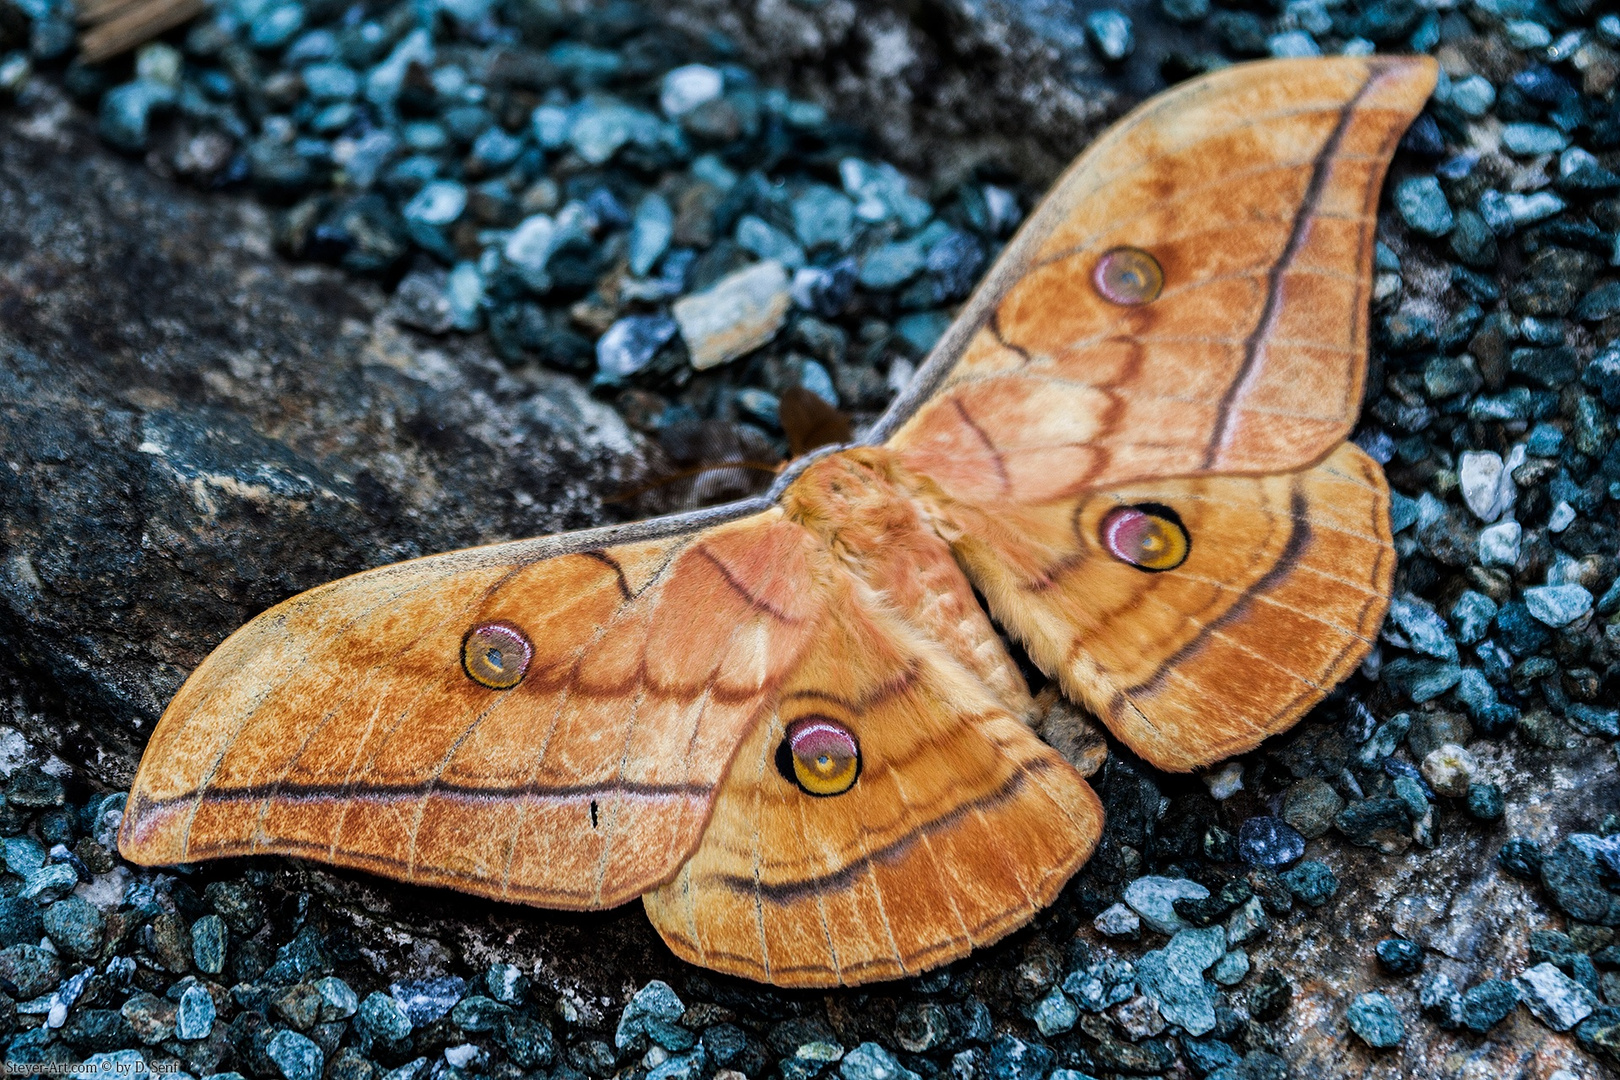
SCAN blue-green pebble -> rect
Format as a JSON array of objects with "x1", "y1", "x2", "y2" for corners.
[{"x1": 1346, "y1": 991, "x2": 1404, "y2": 1047}]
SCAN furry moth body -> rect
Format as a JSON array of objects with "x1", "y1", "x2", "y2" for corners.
[{"x1": 120, "y1": 56, "x2": 1434, "y2": 987}]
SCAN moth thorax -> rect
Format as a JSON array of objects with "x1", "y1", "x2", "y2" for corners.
[{"x1": 782, "y1": 449, "x2": 915, "y2": 542}]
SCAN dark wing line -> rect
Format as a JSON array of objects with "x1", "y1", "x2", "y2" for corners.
[
  {"x1": 241, "y1": 535, "x2": 635, "y2": 854},
  {"x1": 175, "y1": 562, "x2": 464, "y2": 856},
  {"x1": 147, "y1": 776, "x2": 714, "y2": 808},
  {"x1": 778, "y1": 659, "x2": 921, "y2": 713},
  {"x1": 950, "y1": 399, "x2": 1011, "y2": 493},
  {"x1": 711, "y1": 758, "x2": 1054, "y2": 904},
  {"x1": 696, "y1": 545, "x2": 806, "y2": 623},
  {"x1": 867, "y1": 56, "x2": 1413, "y2": 448},
  {"x1": 1202, "y1": 70, "x2": 1373, "y2": 468},
  {"x1": 581, "y1": 549, "x2": 636, "y2": 601},
  {"x1": 1125, "y1": 483, "x2": 1312, "y2": 699},
  {"x1": 1093, "y1": 450, "x2": 1391, "y2": 738}
]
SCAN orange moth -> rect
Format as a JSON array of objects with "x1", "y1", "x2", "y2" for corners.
[{"x1": 119, "y1": 55, "x2": 1435, "y2": 987}]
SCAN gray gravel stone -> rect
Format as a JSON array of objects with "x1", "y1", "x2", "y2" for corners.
[
  {"x1": 1086, "y1": 9, "x2": 1134, "y2": 61},
  {"x1": 596, "y1": 315, "x2": 678, "y2": 381},
  {"x1": 659, "y1": 64, "x2": 723, "y2": 118},
  {"x1": 1419, "y1": 744, "x2": 1477, "y2": 798},
  {"x1": 1447, "y1": 75, "x2": 1496, "y2": 115},
  {"x1": 1460, "y1": 979, "x2": 1519, "y2": 1032},
  {"x1": 0, "y1": 943, "x2": 59, "y2": 999},
  {"x1": 267, "y1": 1029, "x2": 323, "y2": 1080},
  {"x1": 1276, "y1": 780, "x2": 1341, "y2": 841},
  {"x1": 495, "y1": 1013, "x2": 555, "y2": 1069},
  {"x1": 616, "y1": 980, "x2": 685, "y2": 1050},
  {"x1": 1394, "y1": 176, "x2": 1452, "y2": 236},
  {"x1": 176, "y1": 983, "x2": 216, "y2": 1040},
  {"x1": 842, "y1": 1042, "x2": 920, "y2": 1080},
  {"x1": 40, "y1": 895, "x2": 102, "y2": 959},
  {"x1": 1093, "y1": 903, "x2": 1140, "y2": 937},
  {"x1": 21, "y1": 862, "x2": 76, "y2": 902},
  {"x1": 628, "y1": 194, "x2": 674, "y2": 277},
  {"x1": 190, "y1": 913, "x2": 226, "y2": 975},
  {"x1": 1123, "y1": 876, "x2": 1208, "y2": 935},
  {"x1": 1225, "y1": 895, "x2": 1271, "y2": 946},
  {"x1": 388, "y1": 977, "x2": 462, "y2": 1026},
  {"x1": 312, "y1": 977, "x2": 357, "y2": 1022},
  {"x1": 355, "y1": 991, "x2": 413, "y2": 1051},
  {"x1": 1279, "y1": 861, "x2": 1338, "y2": 907},
  {"x1": 1134, "y1": 927, "x2": 1224, "y2": 1036},
  {"x1": 1347, "y1": 991, "x2": 1404, "y2": 1047},
  {"x1": 1524, "y1": 583, "x2": 1593, "y2": 626},
  {"x1": 120, "y1": 992, "x2": 176, "y2": 1044},
  {"x1": 1212, "y1": 950, "x2": 1250, "y2": 986},
  {"x1": 1516, "y1": 962, "x2": 1597, "y2": 1030},
  {"x1": 1030, "y1": 989, "x2": 1077, "y2": 1036},
  {"x1": 1502, "y1": 122, "x2": 1568, "y2": 155},
  {"x1": 673, "y1": 260, "x2": 791, "y2": 370},
  {"x1": 1388, "y1": 594, "x2": 1458, "y2": 660},
  {"x1": 1237, "y1": 816, "x2": 1305, "y2": 868}
]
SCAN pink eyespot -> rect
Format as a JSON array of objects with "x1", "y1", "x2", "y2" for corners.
[
  {"x1": 461, "y1": 623, "x2": 533, "y2": 689},
  {"x1": 784, "y1": 718, "x2": 860, "y2": 796},
  {"x1": 1093, "y1": 247, "x2": 1164, "y2": 305},
  {"x1": 1100, "y1": 505, "x2": 1189, "y2": 571}
]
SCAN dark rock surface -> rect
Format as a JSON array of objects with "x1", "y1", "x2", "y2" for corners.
[{"x1": 0, "y1": 85, "x2": 633, "y2": 780}]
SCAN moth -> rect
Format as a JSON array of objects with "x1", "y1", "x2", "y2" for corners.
[{"x1": 120, "y1": 56, "x2": 1434, "y2": 987}]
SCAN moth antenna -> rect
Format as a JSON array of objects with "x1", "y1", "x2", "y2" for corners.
[{"x1": 603, "y1": 460, "x2": 782, "y2": 504}]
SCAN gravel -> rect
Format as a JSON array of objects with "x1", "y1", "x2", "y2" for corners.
[
  {"x1": 1461, "y1": 979, "x2": 1522, "y2": 1033},
  {"x1": 1346, "y1": 991, "x2": 1404, "y2": 1047},
  {"x1": 1374, "y1": 938, "x2": 1424, "y2": 976},
  {"x1": 1518, "y1": 962, "x2": 1599, "y2": 1030},
  {"x1": 1123, "y1": 876, "x2": 1209, "y2": 935}
]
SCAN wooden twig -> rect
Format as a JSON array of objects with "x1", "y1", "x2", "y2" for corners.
[{"x1": 78, "y1": 0, "x2": 207, "y2": 65}]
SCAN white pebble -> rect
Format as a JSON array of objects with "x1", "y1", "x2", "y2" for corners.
[
  {"x1": 444, "y1": 1045, "x2": 482, "y2": 1068},
  {"x1": 1459, "y1": 451, "x2": 1511, "y2": 522},
  {"x1": 1478, "y1": 521, "x2": 1522, "y2": 568},
  {"x1": 1420, "y1": 743, "x2": 1477, "y2": 798},
  {"x1": 135, "y1": 42, "x2": 183, "y2": 88},
  {"x1": 1094, "y1": 902, "x2": 1141, "y2": 937},
  {"x1": 673, "y1": 260, "x2": 792, "y2": 370},
  {"x1": 660, "y1": 64, "x2": 724, "y2": 118},
  {"x1": 1204, "y1": 761, "x2": 1244, "y2": 800}
]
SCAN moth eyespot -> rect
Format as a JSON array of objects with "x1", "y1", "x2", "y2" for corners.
[
  {"x1": 776, "y1": 718, "x2": 860, "y2": 797},
  {"x1": 1100, "y1": 504, "x2": 1189, "y2": 572},
  {"x1": 1093, "y1": 247, "x2": 1163, "y2": 305},
  {"x1": 461, "y1": 622, "x2": 533, "y2": 689}
]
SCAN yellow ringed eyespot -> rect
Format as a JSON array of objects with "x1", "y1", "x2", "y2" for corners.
[
  {"x1": 461, "y1": 622, "x2": 533, "y2": 689},
  {"x1": 1099, "y1": 504, "x2": 1189, "y2": 571},
  {"x1": 1093, "y1": 247, "x2": 1164, "y2": 305},
  {"x1": 780, "y1": 718, "x2": 860, "y2": 797}
]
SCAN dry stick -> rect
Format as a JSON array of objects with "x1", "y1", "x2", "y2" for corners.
[{"x1": 78, "y1": 0, "x2": 207, "y2": 65}]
